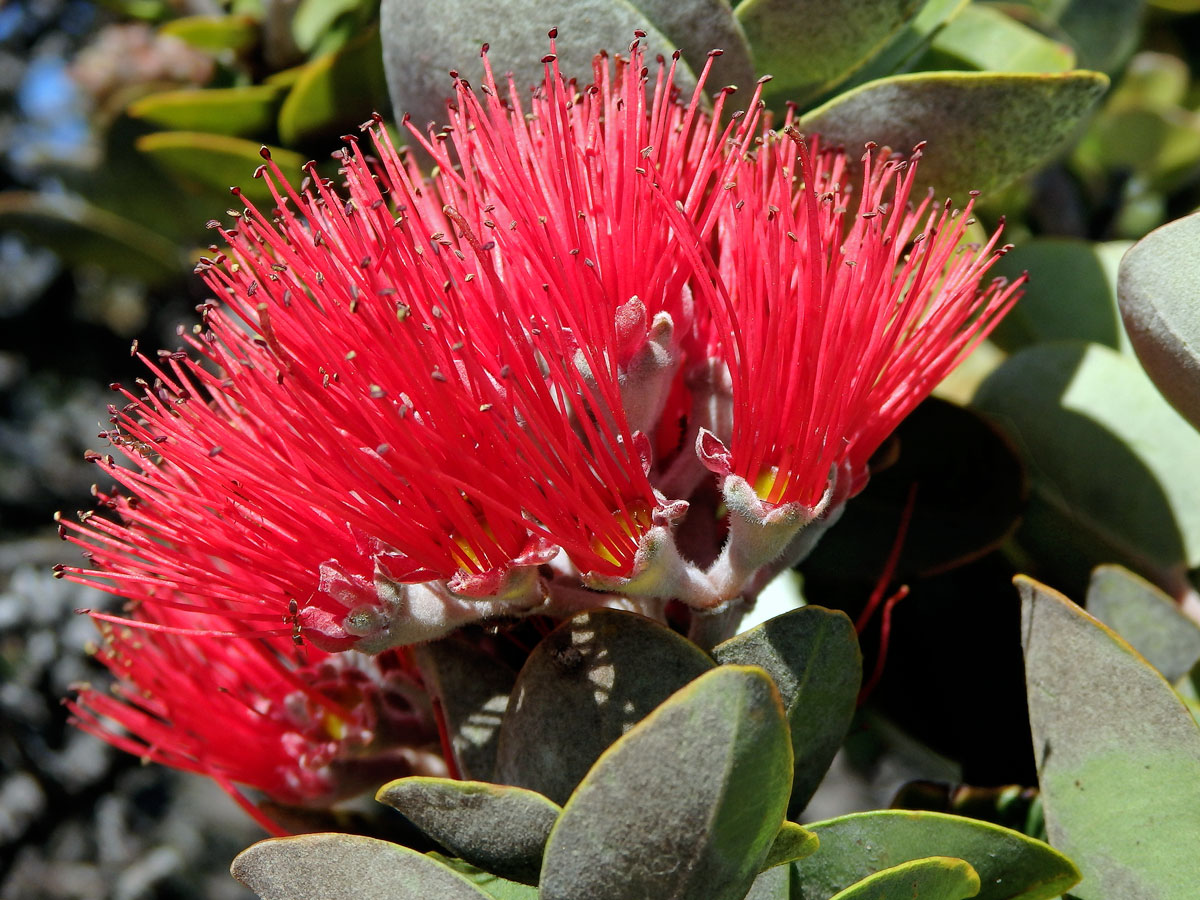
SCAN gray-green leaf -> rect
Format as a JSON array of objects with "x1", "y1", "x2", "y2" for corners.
[
  {"x1": 375, "y1": 778, "x2": 559, "y2": 885},
  {"x1": 1086, "y1": 563, "x2": 1200, "y2": 682},
  {"x1": 231, "y1": 833, "x2": 493, "y2": 900},
  {"x1": 792, "y1": 809, "x2": 1079, "y2": 900},
  {"x1": 713, "y1": 605, "x2": 861, "y2": 816},
  {"x1": 973, "y1": 341, "x2": 1200, "y2": 590},
  {"x1": 736, "y1": 0, "x2": 924, "y2": 106},
  {"x1": 1117, "y1": 209, "x2": 1200, "y2": 432},
  {"x1": 540, "y1": 665, "x2": 792, "y2": 900},
  {"x1": 1019, "y1": 574, "x2": 1200, "y2": 899},
  {"x1": 493, "y1": 608, "x2": 714, "y2": 804},
  {"x1": 799, "y1": 70, "x2": 1108, "y2": 198},
  {"x1": 827, "y1": 857, "x2": 981, "y2": 900}
]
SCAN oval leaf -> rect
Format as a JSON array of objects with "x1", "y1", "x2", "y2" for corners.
[
  {"x1": 829, "y1": 857, "x2": 981, "y2": 900},
  {"x1": 1018, "y1": 575, "x2": 1200, "y2": 899},
  {"x1": 127, "y1": 85, "x2": 284, "y2": 137},
  {"x1": 792, "y1": 810, "x2": 1079, "y2": 900},
  {"x1": 135, "y1": 132, "x2": 307, "y2": 205},
  {"x1": 972, "y1": 341, "x2": 1200, "y2": 589},
  {"x1": 746, "y1": 865, "x2": 790, "y2": 900},
  {"x1": 799, "y1": 70, "x2": 1109, "y2": 197},
  {"x1": 540, "y1": 665, "x2": 792, "y2": 900},
  {"x1": 493, "y1": 608, "x2": 714, "y2": 804},
  {"x1": 375, "y1": 778, "x2": 559, "y2": 885},
  {"x1": 625, "y1": 0, "x2": 755, "y2": 94},
  {"x1": 380, "y1": 0, "x2": 697, "y2": 135},
  {"x1": 842, "y1": 0, "x2": 970, "y2": 92},
  {"x1": 412, "y1": 635, "x2": 516, "y2": 781},
  {"x1": 922, "y1": 5, "x2": 1075, "y2": 73},
  {"x1": 278, "y1": 25, "x2": 389, "y2": 146},
  {"x1": 231, "y1": 833, "x2": 493, "y2": 900},
  {"x1": 737, "y1": 0, "x2": 924, "y2": 105},
  {"x1": 1086, "y1": 563, "x2": 1200, "y2": 682},
  {"x1": 1117, "y1": 209, "x2": 1200, "y2": 432},
  {"x1": 159, "y1": 14, "x2": 259, "y2": 53},
  {"x1": 713, "y1": 605, "x2": 861, "y2": 816}
]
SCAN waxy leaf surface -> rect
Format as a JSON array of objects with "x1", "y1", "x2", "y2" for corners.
[
  {"x1": 540, "y1": 665, "x2": 792, "y2": 900},
  {"x1": 791, "y1": 810, "x2": 1078, "y2": 900},
  {"x1": 714, "y1": 605, "x2": 860, "y2": 815},
  {"x1": 231, "y1": 833, "x2": 492, "y2": 900},
  {"x1": 923, "y1": 5, "x2": 1074, "y2": 73},
  {"x1": 1019, "y1": 575, "x2": 1200, "y2": 899},
  {"x1": 799, "y1": 70, "x2": 1108, "y2": 197},
  {"x1": 494, "y1": 608, "x2": 713, "y2": 804},
  {"x1": 1086, "y1": 563, "x2": 1200, "y2": 682},
  {"x1": 375, "y1": 778, "x2": 559, "y2": 885},
  {"x1": 736, "y1": 0, "x2": 923, "y2": 105},
  {"x1": 828, "y1": 856, "x2": 981, "y2": 900},
  {"x1": 380, "y1": 0, "x2": 698, "y2": 136},
  {"x1": 1117, "y1": 209, "x2": 1200, "y2": 432}
]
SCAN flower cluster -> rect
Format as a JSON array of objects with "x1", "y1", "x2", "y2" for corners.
[{"x1": 59, "y1": 33, "x2": 1022, "y2": 822}]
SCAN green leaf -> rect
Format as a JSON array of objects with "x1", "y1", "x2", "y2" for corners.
[
  {"x1": 713, "y1": 605, "x2": 861, "y2": 816},
  {"x1": 737, "y1": 0, "x2": 924, "y2": 106},
  {"x1": 802, "y1": 398, "x2": 1027, "y2": 584},
  {"x1": 159, "y1": 14, "x2": 260, "y2": 53},
  {"x1": 278, "y1": 25, "x2": 389, "y2": 145},
  {"x1": 231, "y1": 833, "x2": 494, "y2": 900},
  {"x1": 624, "y1": 0, "x2": 755, "y2": 94},
  {"x1": 0, "y1": 191, "x2": 180, "y2": 284},
  {"x1": 292, "y1": 0, "x2": 365, "y2": 53},
  {"x1": 988, "y1": 239, "x2": 1131, "y2": 353},
  {"x1": 1018, "y1": 575, "x2": 1200, "y2": 899},
  {"x1": 540, "y1": 666, "x2": 792, "y2": 900},
  {"x1": 923, "y1": 5, "x2": 1074, "y2": 72},
  {"x1": 428, "y1": 855, "x2": 539, "y2": 900},
  {"x1": 380, "y1": 0, "x2": 697, "y2": 135},
  {"x1": 828, "y1": 857, "x2": 981, "y2": 900},
  {"x1": 973, "y1": 342, "x2": 1200, "y2": 591},
  {"x1": 375, "y1": 778, "x2": 559, "y2": 885},
  {"x1": 1052, "y1": 0, "x2": 1145, "y2": 72},
  {"x1": 493, "y1": 608, "x2": 714, "y2": 804},
  {"x1": 135, "y1": 132, "x2": 307, "y2": 205},
  {"x1": 841, "y1": 0, "x2": 969, "y2": 91},
  {"x1": 799, "y1": 70, "x2": 1109, "y2": 198},
  {"x1": 763, "y1": 822, "x2": 820, "y2": 869},
  {"x1": 127, "y1": 85, "x2": 284, "y2": 137},
  {"x1": 1086, "y1": 563, "x2": 1200, "y2": 681},
  {"x1": 746, "y1": 865, "x2": 791, "y2": 900},
  {"x1": 412, "y1": 635, "x2": 516, "y2": 781},
  {"x1": 792, "y1": 810, "x2": 1078, "y2": 900},
  {"x1": 1118, "y1": 209, "x2": 1200, "y2": 432}
]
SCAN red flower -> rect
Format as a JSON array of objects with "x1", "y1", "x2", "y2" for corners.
[
  {"x1": 67, "y1": 605, "x2": 436, "y2": 834},
  {"x1": 684, "y1": 130, "x2": 1023, "y2": 513},
  {"x1": 59, "y1": 33, "x2": 1024, "y2": 820},
  {"x1": 58, "y1": 35, "x2": 765, "y2": 650}
]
